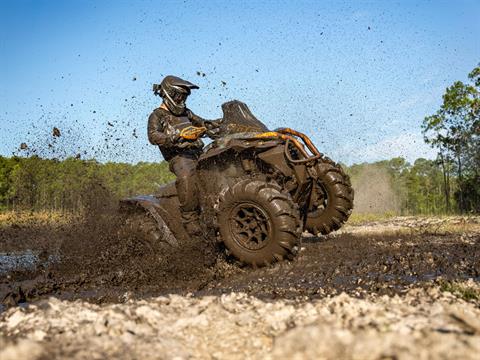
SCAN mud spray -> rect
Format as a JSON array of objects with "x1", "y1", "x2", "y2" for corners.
[
  {"x1": 351, "y1": 167, "x2": 400, "y2": 214},
  {"x1": 1, "y1": 187, "x2": 220, "y2": 306},
  {"x1": 1, "y1": 108, "x2": 228, "y2": 306}
]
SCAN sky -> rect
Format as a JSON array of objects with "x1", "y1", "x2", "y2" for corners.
[{"x1": 1, "y1": 0, "x2": 479, "y2": 165}]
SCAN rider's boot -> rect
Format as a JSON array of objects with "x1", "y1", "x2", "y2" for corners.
[{"x1": 181, "y1": 210, "x2": 202, "y2": 237}]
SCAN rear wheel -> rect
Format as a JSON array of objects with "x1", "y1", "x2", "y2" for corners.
[
  {"x1": 120, "y1": 212, "x2": 162, "y2": 251},
  {"x1": 118, "y1": 210, "x2": 178, "y2": 253},
  {"x1": 217, "y1": 178, "x2": 302, "y2": 266},
  {"x1": 305, "y1": 158, "x2": 354, "y2": 235}
]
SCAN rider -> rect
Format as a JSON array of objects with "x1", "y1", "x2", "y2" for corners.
[{"x1": 148, "y1": 75, "x2": 221, "y2": 236}]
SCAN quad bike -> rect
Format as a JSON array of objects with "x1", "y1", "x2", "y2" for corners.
[{"x1": 120, "y1": 100, "x2": 354, "y2": 266}]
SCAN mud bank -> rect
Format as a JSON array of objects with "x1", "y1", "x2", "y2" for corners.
[{"x1": 1, "y1": 285, "x2": 480, "y2": 359}]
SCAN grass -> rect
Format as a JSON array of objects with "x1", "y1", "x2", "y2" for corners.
[
  {"x1": 439, "y1": 281, "x2": 480, "y2": 302},
  {"x1": 2, "y1": 210, "x2": 478, "y2": 236},
  {"x1": 0, "y1": 210, "x2": 78, "y2": 228},
  {"x1": 347, "y1": 212, "x2": 397, "y2": 225},
  {"x1": 346, "y1": 212, "x2": 480, "y2": 235}
]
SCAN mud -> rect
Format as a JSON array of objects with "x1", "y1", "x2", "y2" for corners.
[
  {"x1": 1, "y1": 216, "x2": 479, "y2": 307},
  {"x1": 0, "y1": 210, "x2": 218, "y2": 306},
  {"x1": 1, "y1": 216, "x2": 479, "y2": 358}
]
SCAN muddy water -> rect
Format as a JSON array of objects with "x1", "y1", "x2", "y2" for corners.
[
  {"x1": 0, "y1": 252, "x2": 38, "y2": 275},
  {"x1": 0, "y1": 251, "x2": 60, "y2": 276},
  {"x1": 1, "y1": 218, "x2": 479, "y2": 310}
]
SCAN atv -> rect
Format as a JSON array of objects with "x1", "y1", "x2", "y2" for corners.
[{"x1": 121, "y1": 100, "x2": 354, "y2": 266}]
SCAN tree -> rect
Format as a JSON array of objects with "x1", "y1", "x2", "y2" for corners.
[{"x1": 422, "y1": 64, "x2": 480, "y2": 213}]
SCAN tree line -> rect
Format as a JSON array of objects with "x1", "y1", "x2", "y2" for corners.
[
  {"x1": 348, "y1": 157, "x2": 467, "y2": 215},
  {"x1": 0, "y1": 156, "x2": 174, "y2": 212},
  {"x1": 0, "y1": 154, "x2": 477, "y2": 215}
]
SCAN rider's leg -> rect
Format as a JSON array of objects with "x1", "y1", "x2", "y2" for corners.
[{"x1": 169, "y1": 155, "x2": 201, "y2": 236}]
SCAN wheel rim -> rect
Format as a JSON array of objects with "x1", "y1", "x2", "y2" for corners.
[{"x1": 229, "y1": 203, "x2": 272, "y2": 250}]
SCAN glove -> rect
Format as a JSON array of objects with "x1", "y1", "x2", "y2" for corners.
[{"x1": 178, "y1": 126, "x2": 207, "y2": 141}]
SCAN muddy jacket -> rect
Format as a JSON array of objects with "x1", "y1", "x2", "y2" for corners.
[{"x1": 148, "y1": 106, "x2": 208, "y2": 161}]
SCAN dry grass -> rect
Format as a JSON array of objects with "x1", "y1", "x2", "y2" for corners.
[
  {"x1": 343, "y1": 214, "x2": 480, "y2": 236},
  {"x1": 1, "y1": 211, "x2": 479, "y2": 236},
  {"x1": 348, "y1": 212, "x2": 397, "y2": 225},
  {"x1": 0, "y1": 210, "x2": 79, "y2": 228}
]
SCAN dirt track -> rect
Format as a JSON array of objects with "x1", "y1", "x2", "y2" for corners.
[{"x1": 0, "y1": 216, "x2": 479, "y2": 359}]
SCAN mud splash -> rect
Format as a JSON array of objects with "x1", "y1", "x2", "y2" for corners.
[
  {"x1": 0, "y1": 159, "x2": 220, "y2": 307},
  {"x1": 0, "y1": 206, "x2": 219, "y2": 307}
]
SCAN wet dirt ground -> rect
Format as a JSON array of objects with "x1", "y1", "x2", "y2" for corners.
[
  {"x1": 0, "y1": 216, "x2": 479, "y2": 359},
  {"x1": 1, "y1": 215, "x2": 478, "y2": 304}
]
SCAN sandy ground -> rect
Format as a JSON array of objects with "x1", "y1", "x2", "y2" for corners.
[
  {"x1": 1, "y1": 285, "x2": 480, "y2": 359},
  {"x1": 1, "y1": 216, "x2": 479, "y2": 359}
]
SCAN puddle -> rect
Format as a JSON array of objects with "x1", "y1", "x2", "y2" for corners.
[{"x1": 0, "y1": 251, "x2": 60, "y2": 275}]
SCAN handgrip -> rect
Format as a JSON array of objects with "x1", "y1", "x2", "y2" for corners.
[{"x1": 179, "y1": 126, "x2": 207, "y2": 140}]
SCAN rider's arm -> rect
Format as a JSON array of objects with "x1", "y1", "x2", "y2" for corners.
[
  {"x1": 186, "y1": 110, "x2": 206, "y2": 127},
  {"x1": 187, "y1": 110, "x2": 222, "y2": 129},
  {"x1": 148, "y1": 111, "x2": 176, "y2": 146}
]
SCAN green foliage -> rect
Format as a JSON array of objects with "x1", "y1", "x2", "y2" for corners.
[
  {"x1": 346, "y1": 157, "x2": 449, "y2": 215},
  {"x1": 0, "y1": 153, "x2": 476, "y2": 215},
  {"x1": 0, "y1": 155, "x2": 174, "y2": 212},
  {"x1": 439, "y1": 281, "x2": 480, "y2": 302},
  {"x1": 0, "y1": 156, "x2": 20, "y2": 210},
  {"x1": 422, "y1": 63, "x2": 480, "y2": 213}
]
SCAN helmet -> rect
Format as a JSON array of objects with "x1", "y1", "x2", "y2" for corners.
[{"x1": 154, "y1": 75, "x2": 199, "y2": 115}]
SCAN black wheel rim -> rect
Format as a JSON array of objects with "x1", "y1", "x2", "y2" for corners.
[{"x1": 229, "y1": 203, "x2": 272, "y2": 250}]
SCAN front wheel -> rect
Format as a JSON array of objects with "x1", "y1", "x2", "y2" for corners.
[
  {"x1": 305, "y1": 158, "x2": 354, "y2": 235},
  {"x1": 217, "y1": 179, "x2": 302, "y2": 266}
]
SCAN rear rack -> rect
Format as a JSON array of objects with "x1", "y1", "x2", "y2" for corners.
[{"x1": 254, "y1": 128, "x2": 323, "y2": 164}]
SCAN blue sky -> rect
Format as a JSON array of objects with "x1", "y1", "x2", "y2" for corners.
[{"x1": 1, "y1": 0, "x2": 479, "y2": 164}]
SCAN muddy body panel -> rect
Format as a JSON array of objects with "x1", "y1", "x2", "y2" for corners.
[{"x1": 120, "y1": 184, "x2": 189, "y2": 246}]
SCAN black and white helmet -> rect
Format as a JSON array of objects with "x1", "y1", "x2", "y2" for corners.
[{"x1": 153, "y1": 75, "x2": 199, "y2": 115}]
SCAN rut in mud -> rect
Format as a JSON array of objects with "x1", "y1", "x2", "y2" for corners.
[{"x1": 1, "y1": 216, "x2": 479, "y2": 307}]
